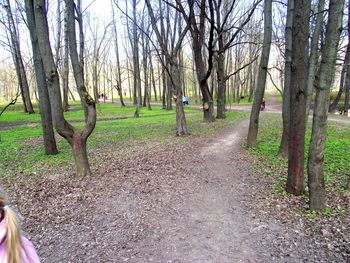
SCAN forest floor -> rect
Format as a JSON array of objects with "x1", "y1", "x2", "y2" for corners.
[{"x1": 3, "y1": 115, "x2": 349, "y2": 262}]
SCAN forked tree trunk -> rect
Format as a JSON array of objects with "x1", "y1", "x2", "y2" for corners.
[
  {"x1": 145, "y1": 0, "x2": 188, "y2": 135},
  {"x1": 285, "y1": 0, "x2": 310, "y2": 195},
  {"x1": 278, "y1": 0, "x2": 294, "y2": 157},
  {"x1": 27, "y1": 0, "x2": 96, "y2": 176},
  {"x1": 308, "y1": 0, "x2": 344, "y2": 211},
  {"x1": 247, "y1": 0, "x2": 272, "y2": 147}
]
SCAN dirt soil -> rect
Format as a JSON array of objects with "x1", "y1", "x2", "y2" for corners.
[{"x1": 2, "y1": 119, "x2": 349, "y2": 262}]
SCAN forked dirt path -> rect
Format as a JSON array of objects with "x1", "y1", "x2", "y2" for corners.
[{"x1": 13, "y1": 118, "x2": 337, "y2": 262}]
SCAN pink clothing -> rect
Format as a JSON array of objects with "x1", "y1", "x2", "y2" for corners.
[{"x1": 0, "y1": 219, "x2": 40, "y2": 263}]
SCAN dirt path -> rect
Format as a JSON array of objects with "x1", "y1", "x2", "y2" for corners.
[
  {"x1": 7, "y1": 117, "x2": 347, "y2": 262},
  {"x1": 138, "y1": 120, "x2": 265, "y2": 262},
  {"x1": 89, "y1": 120, "x2": 281, "y2": 262}
]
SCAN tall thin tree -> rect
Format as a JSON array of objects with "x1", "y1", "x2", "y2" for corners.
[
  {"x1": 308, "y1": 0, "x2": 345, "y2": 211},
  {"x1": 246, "y1": 0, "x2": 272, "y2": 147},
  {"x1": 285, "y1": 0, "x2": 311, "y2": 195}
]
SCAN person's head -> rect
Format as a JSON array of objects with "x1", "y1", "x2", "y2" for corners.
[{"x1": 0, "y1": 188, "x2": 22, "y2": 263}]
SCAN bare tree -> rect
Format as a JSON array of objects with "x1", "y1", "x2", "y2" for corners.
[
  {"x1": 213, "y1": 0, "x2": 262, "y2": 119},
  {"x1": 131, "y1": 0, "x2": 142, "y2": 116},
  {"x1": 278, "y1": 0, "x2": 294, "y2": 157},
  {"x1": 328, "y1": 43, "x2": 349, "y2": 112},
  {"x1": 26, "y1": 0, "x2": 97, "y2": 176},
  {"x1": 24, "y1": 0, "x2": 58, "y2": 155},
  {"x1": 247, "y1": 0, "x2": 272, "y2": 147},
  {"x1": 146, "y1": 0, "x2": 189, "y2": 135},
  {"x1": 308, "y1": 0, "x2": 345, "y2": 211},
  {"x1": 285, "y1": 0, "x2": 311, "y2": 195},
  {"x1": 62, "y1": 3, "x2": 69, "y2": 111},
  {"x1": 111, "y1": 0, "x2": 126, "y2": 107},
  {"x1": 305, "y1": 0, "x2": 326, "y2": 122},
  {"x1": 175, "y1": 0, "x2": 216, "y2": 122},
  {"x1": 2, "y1": 0, "x2": 34, "y2": 114}
]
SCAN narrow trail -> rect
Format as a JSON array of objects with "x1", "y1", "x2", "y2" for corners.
[
  {"x1": 11, "y1": 118, "x2": 338, "y2": 262},
  {"x1": 147, "y1": 120, "x2": 264, "y2": 262},
  {"x1": 100, "y1": 120, "x2": 281, "y2": 263}
]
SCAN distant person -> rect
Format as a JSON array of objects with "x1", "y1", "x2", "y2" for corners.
[
  {"x1": 0, "y1": 188, "x2": 40, "y2": 263},
  {"x1": 260, "y1": 98, "x2": 266, "y2": 111},
  {"x1": 182, "y1": 96, "x2": 189, "y2": 105}
]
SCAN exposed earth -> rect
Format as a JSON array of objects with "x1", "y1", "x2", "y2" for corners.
[
  {"x1": 1, "y1": 96, "x2": 349, "y2": 262},
  {"x1": 2, "y1": 116, "x2": 349, "y2": 262}
]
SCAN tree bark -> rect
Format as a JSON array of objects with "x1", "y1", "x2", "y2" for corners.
[
  {"x1": 285, "y1": 0, "x2": 311, "y2": 195},
  {"x1": 4, "y1": 0, "x2": 35, "y2": 114},
  {"x1": 308, "y1": 0, "x2": 344, "y2": 211},
  {"x1": 215, "y1": 1, "x2": 226, "y2": 119},
  {"x1": 132, "y1": 0, "x2": 141, "y2": 117},
  {"x1": 25, "y1": 0, "x2": 58, "y2": 155},
  {"x1": 149, "y1": 52, "x2": 157, "y2": 101},
  {"x1": 62, "y1": 4, "x2": 69, "y2": 111},
  {"x1": 247, "y1": 0, "x2": 272, "y2": 147},
  {"x1": 28, "y1": 0, "x2": 96, "y2": 176},
  {"x1": 146, "y1": 0, "x2": 188, "y2": 135},
  {"x1": 305, "y1": 0, "x2": 325, "y2": 123},
  {"x1": 111, "y1": 1, "x2": 125, "y2": 107},
  {"x1": 328, "y1": 43, "x2": 349, "y2": 112},
  {"x1": 278, "y1": 0, "x2": 294, "y2": 157}
]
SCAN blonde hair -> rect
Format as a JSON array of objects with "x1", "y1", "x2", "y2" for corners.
[{"x1": 0, "y1": 189, "x2": 22, "y2": 263}]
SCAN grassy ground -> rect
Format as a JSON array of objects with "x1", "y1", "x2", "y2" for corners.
[
  {"x1": 249, "y1": 114, "x2": 350, "y2": 194},
  {"x1": 0, "y1": 102, "x2": 200, "y2": 123},
  {"x1": 0, "y1": 105, "x2": 249, "y2": 179}
]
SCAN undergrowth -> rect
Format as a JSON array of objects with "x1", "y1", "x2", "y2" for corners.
[{"x1": 249, "y1": 114, "x2": 350, "y2": 195}]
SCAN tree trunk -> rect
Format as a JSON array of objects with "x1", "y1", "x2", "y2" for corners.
[
  {"x1": 216, "y1": 3, "x2": 226, "y2": 119},
  {"x1": 305, "y1": 0, "x2": 325, "y2": 122},
  {"x1": 171, "y1": 63, "x2": 188, "y2": 135},
  {"x1": 149, "y1": 52, "x2": 157, "y2": 101},
  {"x1": 25, "y1": 0, "x2": 58, "y2": 155},
  {"x1": 193, "y1": 40, "x2": 214, "y2": 122},
  {"x1": 142, "y1": 31, "x2": 149, "y2": 108},
  {"x1": 132, "y1": 0, "x2": 141, "y2": 117},
  {"x1": 62, "y1": 5, "x2": 69, "y2": 111},
  {"x1": 329, "y1": 43, "x2": 349, "y2": 112},
  {"x1": 278, "y1": 0, "x2": 294, "y2": 157},
  {"x1": 162, "y1": 63, "x2": 167, "y2": 109},
  {"x1": 308, "y1": 0, "x2": 344, "y2": 211},
  {"x1": 216, "y1": 52, "x2": 226, "y2": 119},
  {"x1": 4, "y1": 0, "x2": 35, "y2": 114},
  {"x1": 247, "y1": 0, "x2": 272, "y2": 147},
  {"x1": 345, "y1": 74, "x2": 350, "y2": 116},
  {"x1": 285, "y1": 0, "x2": 311, "y2": 195},
  {"x1": 71, "y1": 134, "x2": 91, "y2": 176},
  {"x1": 111, "y1": 1, "x2": 125, "y2": 107},
  {"x1": 4, "y1": 0, "x2": 34, "y2": 114},
  {"x1": 29, "y1": 0, "x2": 96, "y2": 176}
]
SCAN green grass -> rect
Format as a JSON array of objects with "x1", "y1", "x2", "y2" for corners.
[
  {"x1": 0, "y1": 101, "x2": 199, "y2": 123},
  {"x1": 249, "y1": 114, "x2": 350, "y2": 192},
  {"x1": 0, "y1": 107, "x2": 248, "y2": 178}
]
